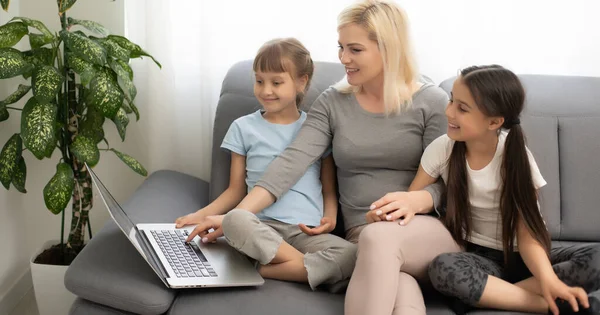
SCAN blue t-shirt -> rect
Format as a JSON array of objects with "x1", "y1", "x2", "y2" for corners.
[{"x1": 221, "y1": 110, "x2": 324, "y2": 226}]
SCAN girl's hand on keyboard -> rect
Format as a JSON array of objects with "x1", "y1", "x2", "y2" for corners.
[
  {"x1": 175, "y1": 210, "x2": 206, "y2": 228},
  {"x1": 185, "y1": 215, "x2": 224, "y2": 243}
]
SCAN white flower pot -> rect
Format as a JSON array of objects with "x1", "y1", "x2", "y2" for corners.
[{"x1": 30, "y1": 240, "x2": 77, "y2": 315}]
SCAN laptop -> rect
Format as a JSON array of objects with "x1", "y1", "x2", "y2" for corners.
[{"x1": 88, "y1": 165, "x2": 264, "y2": 289}]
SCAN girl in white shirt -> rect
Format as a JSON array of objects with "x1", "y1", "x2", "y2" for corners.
[{"x1": 413, "y1": 65, "x2": 600, "y2": 315}]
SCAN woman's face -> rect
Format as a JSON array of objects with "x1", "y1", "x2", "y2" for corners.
[{"x1": 338, "y1": 23, "x2": 384, "y2": 87}]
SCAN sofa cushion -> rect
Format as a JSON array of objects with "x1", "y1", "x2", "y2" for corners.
[
  {"x1": 70, "y1": 298, "x2": 140, "y2": 315},
  {"x1": 65, "y1": 170, "x2": 210, "y2": 314}
]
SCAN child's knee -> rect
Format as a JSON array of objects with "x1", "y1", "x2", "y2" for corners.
[{"x1": 222, "y1": 209, "x2": 258, "y2": 246}]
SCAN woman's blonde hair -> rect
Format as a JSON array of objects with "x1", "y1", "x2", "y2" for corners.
[{"x1": 334, "y1": 0, "x2": 419, "y2": 115}]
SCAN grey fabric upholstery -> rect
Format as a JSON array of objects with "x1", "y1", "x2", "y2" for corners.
[{"x1": 69, "y1": 62, "x2": 599, "y2": 315}]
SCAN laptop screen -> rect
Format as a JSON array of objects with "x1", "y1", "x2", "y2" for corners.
[{"x1": 87, "y1": 166, "x2": 145, "y2": 256}]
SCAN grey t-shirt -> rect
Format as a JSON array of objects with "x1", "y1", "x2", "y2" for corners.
[{"x1": 256, "y1": 84, "x2": 449, "y2": 229}]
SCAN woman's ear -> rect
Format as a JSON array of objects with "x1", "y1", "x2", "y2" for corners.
[{"x1": 488, "y1": 116, "x2": 505, "y2": 131}]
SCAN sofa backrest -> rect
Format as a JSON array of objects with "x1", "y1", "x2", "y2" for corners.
[
  {"x1": 440, "y1": 75, "x2": 600, "y2": 242},
  {"x1": 209, "y1": 60, "x2": 346, "y2": 203}
]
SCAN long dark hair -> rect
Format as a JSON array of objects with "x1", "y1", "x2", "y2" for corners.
[{"x1": 444, "y1": 65, "x2": 551, "y2": 263}]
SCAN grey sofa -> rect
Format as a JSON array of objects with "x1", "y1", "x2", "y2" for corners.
[{"x1": 65, "y1": 60, "x2": 600, "y2": 315}]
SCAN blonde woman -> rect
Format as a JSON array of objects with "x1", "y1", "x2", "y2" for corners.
[{"x1": 184, "y1": 0, "x2": 459, "y2": 302}]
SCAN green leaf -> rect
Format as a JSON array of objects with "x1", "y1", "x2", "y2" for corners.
[
  {"x1": 79, "y1": 107, "x2": 104, "y2": 144},
  {"x1": 0, "y1": 107, "x2": 8, "y2": 121},
  {"x1": 0, "y1": 134, "x2": 22, "y2": 189},
  {"x1": 111, "y1": 149, "x2": 147, "y2": 176},
  {"x1": 70, "y1": 135, "x2": 99, "y2": 166},
  {"x1": 121, "y1": 100, "x2": 132, "y2": 114},
  {"x1": 29, "y1": 33, "x2": 53, "y2": 49},
  {"x1": 12, "y1": 156, "x2": 26, "y2": 193},
  {"x1": 95, "y1": 38, "x2": 129, "y2": 62},
  {"x1": 0, "y1": 84, "x2": 31, "y2": 106},
  {"x1": 127, "y1": 100, "x2": 139, "y2": 121},
  {"x1": 108, "y1": 35, "x2": 161, "y2": 68},
  {"x1": 112, "y1": 108, "x2": 129, "y2": 141},
  {"x1": 0, "y1": 48, "x2": 32, "y2": 79},
  {"x1": 86, "y1": 68, "x2": 123, "y2": 118},
  {"x1": 23, "y1": 48, "x2": 54, "y2": 67},
  {"x1": 1, "y1": 0, "x2": 10, "y2": 11},
  {"x1": 109, "y1": 59, "x2": 136, "y2": 101},
  {"x1": 61, "y1": 30, "x2": 107, "y2": 66},
  {"x1": 43, "y1": 163, "x2": 74, "y2": 214},
  {"x1": 32, "y1": 65, "x2": 62, "y2": 103},
  {"x1": 116, "y1": 59, "x2": 133, "y2": 80},
  {"x1": 67, "y1": 53, "x2": 96, "y2": 86},
  {"x1": 58, "y1": 0, "x2": 77, "y2": 13},
  {"x1": 21, "y1": 97, "x2": 57, "y2": 159},
  {"x1": 67, "y1": 18, "x2": 109, "y2": 36},
  {"x1": 0, "y1": 22, "x2": 28, "y2": 48},
  {"x1": 10, "y1": 17, "x2": 53, "y2": 40}
]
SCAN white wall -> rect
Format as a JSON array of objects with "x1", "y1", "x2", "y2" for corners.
[
  {"x1": 132, "y1": 0, "x2": 600, "y2": 184},
  {"x1": 0, "y1": 0, "x2": 146, "y2": 311}
]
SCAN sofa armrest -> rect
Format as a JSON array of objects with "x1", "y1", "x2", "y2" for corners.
[{"x1": 65, "y1": 170, "x2": 210, "y2": 314}]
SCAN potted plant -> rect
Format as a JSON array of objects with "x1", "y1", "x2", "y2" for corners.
[{"x1": 0, "y1": 0, "x2": 160, "y2": 314}]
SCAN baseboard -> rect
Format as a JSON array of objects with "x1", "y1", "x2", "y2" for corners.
[{"x1": 0, "y1": 268, "x2": 33, "y2": 315}]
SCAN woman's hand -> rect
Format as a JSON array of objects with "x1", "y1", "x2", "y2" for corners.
[
  {"x1": 540, "y1": 275, "x2": 589, "y2": 315},
  {"x1": 366, "y1": 191, "x2": 431, "y2": 225}
]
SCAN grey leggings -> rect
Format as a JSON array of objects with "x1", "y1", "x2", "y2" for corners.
[{"x1": 429, "y1": 242, "x2": 600, "y2": 305}]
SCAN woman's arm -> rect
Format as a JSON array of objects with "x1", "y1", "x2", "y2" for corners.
[{"x1": 237, "y1": 91, "x2": 335, "y2": 212}]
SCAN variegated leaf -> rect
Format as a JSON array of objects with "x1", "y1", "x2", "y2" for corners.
[
  {"x1": 0, "y1": 107, "x2": 8, "y2": 121},
  {"x1": 111, "y1": 149, "x2": 147, "y2": 176},
  {"x1": 0, "y1": 48, "x2": 32, "y2": 79},
  {"x1": 21, "y1": 97, "x2": 57, "y2": 159},
  {"x1": 95, "y1": 38, "x2": 129, "y2": 62},
  {"x1": 86, "y1": 68, "x2": 123, "y2": 118},
  {"x1": 61, "y1": 30, "x2": 106, "y2": 66},
  {"x1": 23, "y1": 48, "x2": 54, "y2": 67},
  {"x1": 10, "y1": 17, "x2": 53, "y2": 40},
  {"x1": 12, "y1": 156, "x2": 26, "y2": 193},
  {"x1": 67, "y1": 53, "x2": 96, "y2": 86},
  {"x1": 70, "y1": 135, "x2": 99, "y2": 166},
  {"x1": 43, "y1": 163, "x2": 74, "y2": 214},
  {"x1": 0, "y1": 84, "x2": 31, "y2": 106},
  {"x1": 121, "y1": 100, "x2": 132, "y2": 114},
  {"x1": 0, "y1": 22, "x2": 28, "y2": 48},
  {"x1": 107, "y1": 35, "x2": 161, "y2": 68},
  {"x1": 109, "y1": 59, "x2": 136, "y2": 101},
  {"x1": 29, "y1": 33, "x2": 53, "y2": 49},
  {"x1": 112, "y1": 108, "x2": 129, "y2": 141},
  {"x1": 0, "y1": 134, "x2": 22, "y2": 189},
  {"x1": 32, "y1": 65, "x2": 62, "y2": 103},
  {"x1": 79, "y1": 107, "x2": 104, "y2": 144},
  {"x1": 67, "y1": 18, "x2": 109, "y2": 36},
  {"x1": 58, "y1": 0, "x2": 77, "y2": 13},
  {"x1": 116, "y1": 59, "x2": 133, "y2": 80},
  {"x1": 1, "y1": 0, "x2": 10, "y2": 11}
]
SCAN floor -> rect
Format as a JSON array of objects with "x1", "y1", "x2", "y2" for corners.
[{"x1": 9, "y1": 289, "x2": 39, "y2": 315}]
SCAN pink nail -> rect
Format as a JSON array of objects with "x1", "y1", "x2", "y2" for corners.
[
  {"x1": 376, "y1": 210, "x2": 382, "y2": 216},
  {"x1": 202, "y1": 237, "x2": 208, "y2": 243},
  {"x1": 370, "y1": 204, "x2": 376, "y2": 210},
  {"x1": 386, "y1": 215, "x2": 392, "y2": 220}
]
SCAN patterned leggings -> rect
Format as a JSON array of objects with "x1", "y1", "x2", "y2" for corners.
[{"x1": 428, "y1": 242, "x2": 600, "y2": 305}]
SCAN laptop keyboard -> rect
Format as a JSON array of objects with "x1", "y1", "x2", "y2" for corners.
[{"x1": 150, "y1": 230, "x2": 218, "y2": 278}]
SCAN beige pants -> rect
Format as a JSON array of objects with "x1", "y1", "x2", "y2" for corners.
[
  {"x1": 345, "y1": 216, "x2": 461, "y2": 315},
  {"x1": 221, "y1": 209, "x2": 357, "y2": 290}
]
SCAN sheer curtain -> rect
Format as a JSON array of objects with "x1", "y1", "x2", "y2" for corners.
[
  {"x1": 123, "y1": 0, "x2": 350, "y2": 181},
  {"x1": 123, "y1": 0, "x2": 600, "y2": 181}
]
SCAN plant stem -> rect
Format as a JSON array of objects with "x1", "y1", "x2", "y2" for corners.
[
  {"x1": 6, "y1": 107, "x2": 22, "y2": 111},
  {"x1": 60, "y1": 201, "x2": 65, "y2": 264}
]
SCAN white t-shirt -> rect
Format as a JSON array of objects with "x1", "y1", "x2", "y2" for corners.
[{"x1": 421, "y1": 130, "x2": 547, "y2": 250}]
